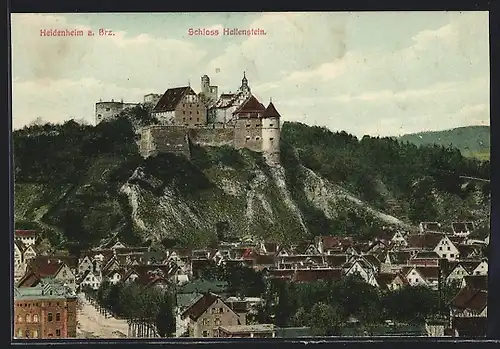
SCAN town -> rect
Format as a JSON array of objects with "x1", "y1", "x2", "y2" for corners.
[{"x1": 13, "y1": 221, "x2": 489, "y2": 339}]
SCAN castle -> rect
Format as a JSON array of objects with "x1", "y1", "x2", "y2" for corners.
[{"x1": 95, "y1": 73, "x2": 281, "y2": 162}]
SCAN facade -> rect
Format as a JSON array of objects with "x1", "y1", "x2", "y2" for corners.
[
  {"x1": 95, "y1": 99, "x2": 139, "y2": 124},
  {"x1": 14, "y1": 280, "x2": 77, "y2": 339},
  {"x1": 151, "y1": 86, "x2": 207, "y2": 127},
  {"x1": 181, "y1": 293, "x2": 243, "y2": 338}
]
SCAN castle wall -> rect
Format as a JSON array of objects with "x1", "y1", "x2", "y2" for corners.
[
  {"x1": 188, "y1": 127, "x2": 235, "y2": 147},
  {"x1": 139, "y1": 126, "x2": 190, "y2": 159},
  {"x1": 234, "y1": 118, "x2": 262, "y2": 152}
]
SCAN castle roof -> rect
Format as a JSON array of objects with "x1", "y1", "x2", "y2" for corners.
[
  {"x1": 153, "y1": 86, "x2": 195, "y2": 112},
  {"x1": 233, "y1": 95, "x2": 265, "y2": 116},
  {"x1": 263, "y1": 102, "x2": 281, "y2": 118}
]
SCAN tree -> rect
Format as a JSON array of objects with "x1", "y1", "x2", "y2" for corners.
[
  {"x1": 309, "y1": 303, "x2": 341, "y2": 336},
  {"x1": 156, "y1": 292, "x2": 176, "y2": 337}
]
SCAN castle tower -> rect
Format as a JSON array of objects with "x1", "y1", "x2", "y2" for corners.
[
  {"x1": 261, "y1": 99, "x2": 281, "y2": 157},
  {"x1": 201, "y1": 75, "x2": 210, "y2": 95}
]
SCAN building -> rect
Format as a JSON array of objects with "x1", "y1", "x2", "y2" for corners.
[
  {"x1": 215, "y1": 324, "x2": 276, "y2": 338},
  {"x1": 15, "y1": 230, "x2": 37, "y2": 247},
  {"x1": 180, "y1": 293, "x2": 243, "y2": 338},
  {"x1": 151, "y1": 86, "x2": 207, "y2": 127},
  {"x1": 14, "y1": 280, "x2": 77, "y2": 339},
  {"x1": 95, "y1": 99, "x2": 139, "y2": 124}
]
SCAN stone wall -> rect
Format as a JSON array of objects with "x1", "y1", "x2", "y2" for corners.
[
  {"x1": 140, "y1": 125, "x2": 190, "y2": 159},
  {"x1": 188, "y1": 127, "x2": 235, "y2": 147}
]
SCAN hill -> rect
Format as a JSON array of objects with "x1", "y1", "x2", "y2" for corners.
[
  {"x1": 397, "y1": 125, "x2": 490, "y2": 160},
  {"x1": 12, "y1": 108, "x2": 491, "y2": 252}
]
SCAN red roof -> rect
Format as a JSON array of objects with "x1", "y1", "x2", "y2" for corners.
[
  {"x1": 233, "y1": 95, "x2": 265, "y2": 115},
  {"x1": 15, "y1": 230, "x2": 37, "y2": 237},
  {"x1": 263, "y1": 102, "x2": 281, "y2": 118}
]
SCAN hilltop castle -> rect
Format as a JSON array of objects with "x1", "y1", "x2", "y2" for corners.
[{"x1": 95, "y1": 73, "x2": 282, "y2": 162}]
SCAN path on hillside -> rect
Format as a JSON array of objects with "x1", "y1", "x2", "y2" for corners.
[{"x1": 76, "y1": 293, "x2": 129, "y2": 339}]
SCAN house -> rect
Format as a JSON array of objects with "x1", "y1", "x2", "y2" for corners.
[
  {"x1": 316, "y1": 236, "x2": 354, "y2": 254},
  {"x1": 445, "y1": 263, "x2": 472, "y2": 286},
  {"x1": 14, "y1": 279, "x2": 77, "y2": 339},
  {"x1": 452, "y1": 222, "x2": 474, "y2": 237},
  {"x1": 215, "y1": 324, "x2": 276, "y2": 338},
  {"x1": 343, "y1": 259, "x2": 377, "y2": 286},
  {"x1": 461, "y1": 275, "x2": 488, "y2": 291},
  {"x1": 78, "y1": 255, "x2": 94, "y2": 276},
  {"x1": 433, "y1": 235, "x2": 460, "y2": 261},
  {"x1": 14, "y1": 241, "x2": 28, "y2": 282},
  {"x1": 403, "y1": 266, "x2": 440, "y2": 290},
  {"x1": 293, "y1": 268, "x2": 342, "y2": 283},
  {"x1": 20, "y1": 259, "x2": 77, "y2": 292},
  {"x1": 464, "y1": 226, "x2": 489, "y2": 245},
  {"x1": 419, "y1": 222, "x2": 441, "y2": 233},
  {"x1": 181, "y1": 293, "x2": 243, "y2": 337},
  {"x1": 387, "y1": 273, "x2": 410, "y2": 291},
  {"x1": 15, "y1": 230, "x2": 37, "y2": 246},
  {"x1": 152, "y1": 86, "x2": 207, "y2": 127},
  {"x1": 78, "y1": 270, "x2": 102, "y2": 290},
  {"x1": 450, "y1": 287, "x2": 487, "y2": 318},
  {"x1": 390, "y1": 231, "x2": 408, "y2": 247},
  {"x1": 471, "y1": 260, "x2": 488, "y2": 276}
]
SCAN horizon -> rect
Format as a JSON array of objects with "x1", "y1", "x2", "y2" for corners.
[{"x1": 11, "y1": 12, "x2": 490, "y2": 138}]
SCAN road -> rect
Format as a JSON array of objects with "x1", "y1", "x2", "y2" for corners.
[{"x1": 76, "y1": 293, "x2": 129, "y2": 339}]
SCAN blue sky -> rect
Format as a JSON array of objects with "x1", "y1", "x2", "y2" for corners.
[{"x1": 11, "y1": 12, "x2": 489, "y2": 137}]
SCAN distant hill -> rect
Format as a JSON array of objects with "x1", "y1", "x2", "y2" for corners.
[{"x1": 397, "y1": 126, "x2": 490, "y2": 160}]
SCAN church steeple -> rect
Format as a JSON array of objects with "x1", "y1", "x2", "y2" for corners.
[{"x1": 240, "y1": 71, "x2": 251, "y2": 95}]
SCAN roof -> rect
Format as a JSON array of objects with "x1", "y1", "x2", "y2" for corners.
[
  {"x1": 376, "y1": 273, "x2": 397, "y2": 288},
  {"x1": 325, "y1": 254, "x2": 349, "y2": 267},
  {"x1": 233, "y1": 95, "x2": 265, "y2": 115},
  {"x1": 15, "y1": 230, "x2": 37, "y2": 237},
  {"x1": 412, "y1": 251, "x2": 440, "y2": 259},
  {"x1": 153, "y1": 86, "x2": 194, "y2": 112},
  {"x1": 275, "y1": 327, "x2": 312, "y2": 338},
  {"x1": 181, "y1": 293, "x2": 230, "y2": 321},
  {"x1": 415, "y1": 266, "x2": 440, "y2": 279},
  {"x1": 14, "y1": 240, "x2": 27, "y2": 253},
  {"x1": 463, "y1": 275, "x2": 488, "y2": 291},
  {"x1": 407, "y1": 233, "x2": 444, "y2": 249},
  {"x1": 452, "y1": 222, "x2": 470, "y2": 234},
  {"x1": 293, "y1": 268, "x2": 342, "y2": 282},
  {"x1": 263, "y1": 102, "x2": 281, "y2": 118},
  {"x1": 451, "y1": 287, "x2": 487, "y2": 312},
  {"x1": 218, "y1": 324, "x2": 275, "y2": 334},
  {"x1": 420, "y1": 222, "x2": 441, "y2": 232},
  {"x1": 15, "y1": 279, "x2": 76, "y2": 300}
]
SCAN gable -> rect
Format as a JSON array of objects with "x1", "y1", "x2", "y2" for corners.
[{"x1": 55, "y1": 264, "x2": 74, "y2": 278}]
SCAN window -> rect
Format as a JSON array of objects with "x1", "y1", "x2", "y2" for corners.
[
  {"x1": 56, "y1": 313, "x2": 61, "y2": 321},
  {"x1": 17, "y1": 315, "x2": 23, "y2": 323},
  {"x1": 197, "y1": 118, "x2": 200, "y2": 122},
  {"x1": 26, "y1": 314, "x2": 31, "y2": 323},
  {"x1": 215, "y1": 318, "x2": 221, "y2": 326},
  {"x1": 269, "y1": 124, "x2": 274, "y2": 127},
  {"x1": 17, "y1": 329, "x2": 22, "y2": 338},
  {"x1": 202, "y1": 318, "x2": 209, "y2": 326},
  {"x1": 439, "y1": 247, "x2": 442, "y2": 251},
  {"x1": 33, "y1": 330, "x2": 38, "y2": 338},
  {"x1": 48, "y1": 313, "x2": 53, "y2": 322},
  {"x1": 33, "y1": 314, "x2": 39, "y2": 323},
  {"x1": 56, "y1": 329, "x2": 61, "y2": 337},
  {"x1": 443, "y1": 254, "x2": 447, "y2": 258},
  {"x1": 105, "y1": 108, "x2": 110, "y2": 111},
  {"x1": 447, "y1": 247, "x2": 451, "y2": 251},
  {"x1": 450, "y1": 254, "x2": 454, "y2": 258},
  {"x1": 25, "y1": 330, "x2": 30, "y2": 338},
  {"x1": 246, "y1": 124, "x2": 251, "y2": 127},
  {"x1": 183, "y1": 111, "x2": 185, "y2": 115},
  {"x1": 197, "y1": 111, "x2": 200, "y2": 115},
  {"x1": 270, "y1": 138, "x2": 274, "y2": 141},
  {"x1": 245, "y1": 136, "x2": 250, "y2": 141},
  {"x1": 202, "y1": 330, "x2": 209, "y2": 337}
]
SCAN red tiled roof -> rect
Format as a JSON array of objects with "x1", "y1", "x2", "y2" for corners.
[
  {"x1": 15, "y1": 230, "x2": 37, "y2": 237},
  {"x1": 263, "y1": 102, "x2": 281, "y2": 118},
  {"x1": 233, "y1": 95, "x2": 265, "y2": 115},
  {"x1": 451, "y1": 287, "x2": 487, "y2": 312},
  {"x1": 181, "y1": 293, "x2": 220, "y2": 321},
  {"x1": 153, "y1": 86, "x2": 194, "y2": 112}
]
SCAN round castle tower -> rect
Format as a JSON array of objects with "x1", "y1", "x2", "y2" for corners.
[
  {"x1": 95, "y1": 99, "x2": 125, "y2": 124},
  {"x1": 261, "y1": 98, "x2": 281, "y2": 156}
]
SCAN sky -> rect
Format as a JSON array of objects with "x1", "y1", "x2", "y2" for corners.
[{"x1": 10, "y1": 12, "x2": 490, "y2": 137}]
